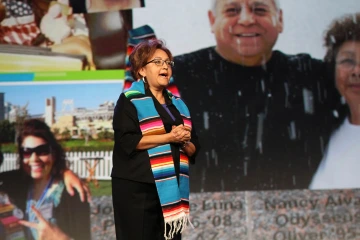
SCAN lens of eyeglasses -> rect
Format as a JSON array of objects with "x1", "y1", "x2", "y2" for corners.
[
  {"x1": 21, "y1": 144, "x2": 50, "y2": 158},
  {"x1": 337, "y1": 59, "x2": 356, "y2": 70},
  {"x1": 165, "y1": 60, "x2": 174, "y2": 67}
]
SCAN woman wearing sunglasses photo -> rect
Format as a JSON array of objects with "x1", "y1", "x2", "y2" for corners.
[{"x1": 14, "y1": 119, "x2": 91, "y2": 240}]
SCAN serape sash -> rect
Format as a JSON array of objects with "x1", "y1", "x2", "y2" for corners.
[{"x1": 124, "y1": 80, "x2": 191, "y2": 239}]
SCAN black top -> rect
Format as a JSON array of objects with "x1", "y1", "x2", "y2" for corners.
[
  {"x1": 111, "y1": 88, "x2": 201, "y2": 183},
  {"x1": 172, "y1": 47, "x2": 337, "y2": 192},
  {"x1": 69, "y1": 0, "x2": 87, "y2": 13},
  {"x1": 53, "y1": 188, "x2": 91, "y2": 240},
  {"x1": 0, "y1": 170, "x2": 29, "y2": 209}
]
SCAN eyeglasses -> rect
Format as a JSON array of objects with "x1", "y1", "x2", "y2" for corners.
[
  {"x1": 145, "y1": 59, "x2": 174, "y2": 67},
  {"x1": 20, "y1": 144, "x2": 51, "y2": 158},
  {"x1": 336, "y1": 58, "x2": 360, "y2": 71}
]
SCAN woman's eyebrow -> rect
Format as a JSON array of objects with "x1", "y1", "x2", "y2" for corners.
[{"x1": 337, "y1": 51, "x2": 356, "y2": 57}]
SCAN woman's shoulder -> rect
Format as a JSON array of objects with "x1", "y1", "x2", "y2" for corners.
[{"x1": 51, "y1": 180, "x2": 90, "y2": 208}]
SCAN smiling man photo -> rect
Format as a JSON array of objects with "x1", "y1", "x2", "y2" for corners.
[{"x1": 172, "y1": 0, "x2": 337, "y2": 192}]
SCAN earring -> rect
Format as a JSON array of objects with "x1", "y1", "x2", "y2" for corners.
[{"x1": 142, "y1": 76, "x2": 147, "y2": 83}]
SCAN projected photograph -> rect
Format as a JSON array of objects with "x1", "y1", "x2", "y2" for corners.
[
  {"x1": 131, "y1": 0, "x2": 360, "y2": 192},
  {"x1": 0, "y1": 1, "x2": 132, "y2": 72},
  {"x1": 0, "y1": 82, "x2": 123, "y2": 151},
  {"x1": 87, "y1": 0, "x2": 145, "y2": 13},
  {"x1": 0, "y1": 81, "x2": 124, "y2": 240}
]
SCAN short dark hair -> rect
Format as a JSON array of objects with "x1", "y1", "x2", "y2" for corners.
[
  {"x1": 17, "y1": 119, "x2": 67, "y2": 180},
  {"x1": 324, "y1": 13, "x2": 360, "y2": 62},
  {"x1": 129, "y1": 39, "x2": 173, "y2": 80}
]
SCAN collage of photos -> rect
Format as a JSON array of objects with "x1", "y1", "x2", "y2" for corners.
[
  {"x1": 1, "y1": 0, "x2": 360, "y2": 239},
  {"x1": 0, "y1": 1, "x2": 139, "y2": 239},
  {"x1": 0, "y1": 0, "x2": 136, "y2": 72}
]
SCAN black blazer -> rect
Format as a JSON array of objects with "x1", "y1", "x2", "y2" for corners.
[{"x1": 111, "y1": 88, "x2": 200, "y2": 183}]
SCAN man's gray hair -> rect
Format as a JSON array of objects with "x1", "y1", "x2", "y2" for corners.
[{"x1": 210, "y1": 0, "x2": 281, "y2": 14}]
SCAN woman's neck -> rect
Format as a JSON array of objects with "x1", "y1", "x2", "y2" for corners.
[
  {"x1": 348, "y1": 102, "x2": 360, "y2": 125},
  {"x1": 150, "y1": 88, "x2": 165, "y2": 104},
  {"x1": 32, "y1": 176, "x2": 52, "y2": 201}
]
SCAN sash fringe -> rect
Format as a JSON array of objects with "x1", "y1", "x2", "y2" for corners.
[{"x1": 164, "y1": 215, "x2": 190, "y2": 240}]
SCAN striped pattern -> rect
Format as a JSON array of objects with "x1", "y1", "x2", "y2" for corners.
[
  {"x1": 131, "y1": 97, "x2": 167, "y2": 136},
  {"x1": 123, "y1": 25, "x2": 181, "y2": 97},
  {"x1": 0, "y1": 0, "x2": 40, "y2": 46},
  {"x1": 125, "y1": 25, "x2": 156, "y2": 82},
  {"x1": 0, "y1": 22, "x2": 40, "y2": 46},
  {"x1": 124, "y1": 80, "x2": 191, "y2": 239},
  {"x1": 139, "y1": 118, "x2": 166, "y2": 136}
]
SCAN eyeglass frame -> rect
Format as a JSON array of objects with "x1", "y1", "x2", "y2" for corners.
[
  {"x1": 336, "y1": 58, "x2": 360, "y2": 72},
  {"x1": 144, "y1": 58, "x2": 174, "y2": 67}
]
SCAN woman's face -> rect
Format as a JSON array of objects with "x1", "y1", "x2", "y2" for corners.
[
  {"x1": 335, "y1": 41, "x2": 360, "y2": 107},
  {"x1": 21, "y1": 136, "x2": 54, "y2": 181},
  {"x1": 139, "y1": 49, "x2": 173, "y2": 90}
]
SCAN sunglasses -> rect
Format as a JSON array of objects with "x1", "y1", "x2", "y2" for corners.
[{"x1": 20, "y1": 144, "x2": 51, "y2": 158}]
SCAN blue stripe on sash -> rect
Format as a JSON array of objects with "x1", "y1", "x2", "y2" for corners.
[
  {"x1": 152, "y1": 168, "x2": 176, "y2": 179},
  {"x1": 156, "y1": 179, "x2": 181, "y2": 204},
  {"x1": 132, "y1": 98, "x2": 161, "y2": 122},
  {"x1": 179, "y1": 164, "x2": 189, "y2": 175},
  {"x1": 148, "y1": 145, "x2": 172, "y2": 155},
  {"x1": 172, "y1": 98, "x2": 190, "y2": 117},
  {"x1": 179, "y1": 176, "x2": 189, "y2": 199}
]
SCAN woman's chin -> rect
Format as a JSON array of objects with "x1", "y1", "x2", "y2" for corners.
[{"x1": 31, "y1": 172, "x2": 46, "y2": 180}]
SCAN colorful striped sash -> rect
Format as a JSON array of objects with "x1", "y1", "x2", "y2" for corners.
[{"x1": 124, "y1": 80, "x2": 191, "y2": 239}]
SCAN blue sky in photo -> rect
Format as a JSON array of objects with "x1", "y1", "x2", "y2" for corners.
[{"x1": 1, "y1": 81, "x2": 124, "y2": 115}]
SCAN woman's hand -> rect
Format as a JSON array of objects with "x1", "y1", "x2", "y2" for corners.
[
  {"x1": 19, "y1": 206, "x2": 71, "y2": 240},
  {"x1": 170, "y1": 125, "x2": 191, "y2": 144},
  {"x1": 63, "y1": 169, "x2": 92, "y2": 203},
  {"x1": 171, "y1": 125, "x2": 197, "y2": 157},
  {"x1": 136, "y1": 125, "x2": 191, "y2": 150}
]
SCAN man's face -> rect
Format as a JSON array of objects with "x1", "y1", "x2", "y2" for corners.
[{"x1": 209, "y1": 0, "x2": 283, "y2": 64}]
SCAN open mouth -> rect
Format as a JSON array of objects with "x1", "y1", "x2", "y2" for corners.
[{"x1": 159, "y1": 73, "x2": 168, "y2": 77}]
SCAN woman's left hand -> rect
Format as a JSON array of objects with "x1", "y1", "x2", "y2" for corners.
[
  {"x1": 63, "y1": 169, "x2": 92, "y2": 203},
  {"x1": 171, "y1": 125, "x2": 191, "y2": 143},
  {"x1": 18, "y1": 206, "x2": 71, "y2": 240}
]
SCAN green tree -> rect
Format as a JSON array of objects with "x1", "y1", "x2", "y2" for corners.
[
  {"x1": 61, "y1": 128, "x2": 71, "y2": 141},
  {"x1": 97, "y1": 129, "x2": 114, "y2": 140},
  {"x1": 0, "y1": 120, "x2": 15, "y2": 143},
  {"x1": 53, "y1": 127, "x2": 60, "y2": 136},
  {"x1": 13, "y1": 103, "x2": 29, "y2": 143}
]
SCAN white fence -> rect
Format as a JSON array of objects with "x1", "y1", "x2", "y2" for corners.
[{"x1": 1, "y1": 151, "x2": 113, "y2": 180}]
